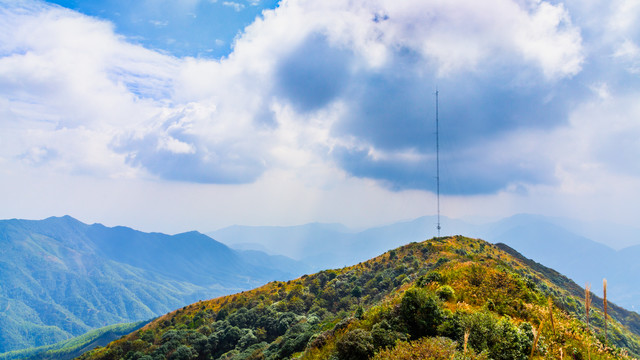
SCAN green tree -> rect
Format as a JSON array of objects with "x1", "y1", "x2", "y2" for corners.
[
  {"x1": 351, "y1": 285, "x2": 362, "y2": 299},
  {"x1": 487, "y1": 319, "x2": 532, "y2": 360},
  {"x1": 336, "y1": 329, "x2": 375, "y2": 360},
  {"x1": 168, "y1": 345, "x2": 197, "y2": 360},
  {"x1": 399, "y1": 288, "x2": 444, "y2": 338}
]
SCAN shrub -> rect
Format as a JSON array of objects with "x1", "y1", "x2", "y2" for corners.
[
  {"x1": 487, "y1": 319, "x2": 532, "y2": 360},
  {"x1": 274, "y1": 323, "x2": 315, "y2": 358},
  {"x1": 355, "y1": 306, "x2": 364, "y2": 319},
  {"x1": 351, "y1": 286, "x2": 362, "y2": 299},
  {"x1": 436, "y1": 285, "x2": 455, "y2": 302},
  {"x1": 459, "y1": 312, "x2": 532, "y2": 360},
  {"x1": 372, "y1": 337, "x2": 488, "y2": 360},
  {"x1": 139, "y1": 330, "x2": 155, "y2": 344},
  {"x1": 435, "y1": 257, "x2": 449, "y2": 267},
  {"x1": 436, "y1": 309, "x2": 463, "y2": 341},
  {"x1": 417, "y1": 271, "x2": 444, "y2": 287},
  {"x1": 399, "y1": 288, "x2": 444, "y2": 338},
  {"x1": 238, "y1": 330, "x2": 258, "y2": 349},
  {"x1": 335, "y1": 329, "x2": 374, "y2": 360},
  {"x1": 371, "y1": 320, "x2": 405, "y2": 350},
  {"x1": 168, "y1": 345, "x2": 197, "y2": 360}
]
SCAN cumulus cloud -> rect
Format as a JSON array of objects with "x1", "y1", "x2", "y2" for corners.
[
  {"x1": 243, "y1": 0, "x2": 584, "y2": 193},
  {"x1": 0, "y1": 1, "x2": 270, "y2": 183},
  {"x1": 5, "y1": 0, "x2": 640, "y2": 200},
  {"x1": 274, "y1": 33, "x2": 353, "y2": 112},
  {"x1": 112, "y1": 102, "x2": 268, "y2": 183}
]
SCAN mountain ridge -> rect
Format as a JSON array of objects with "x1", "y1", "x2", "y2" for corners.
[
  {"x1": 78, "y1": 235, "x2": 640, "y2": 360},
  {"x1": 210, "y1": 214, "x2": 640, "y2": 311},
  {"x1": 0, "y1": 216, "x2": 309, "y2": 353}
]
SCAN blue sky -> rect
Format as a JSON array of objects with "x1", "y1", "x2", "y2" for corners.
[
  {"x1": 1, "y1": 0, "x2": 640, "y2": 237},
  {"x1": 46, "y1": 0, "x2": 279, "y2": 58}
]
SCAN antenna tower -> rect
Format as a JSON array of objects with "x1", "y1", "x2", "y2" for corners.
[{"x1": 435, "y1": 89, "x2": 441, "y2": 237}]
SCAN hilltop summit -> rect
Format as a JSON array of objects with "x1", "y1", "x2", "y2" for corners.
[{"x1": 79, "y1": 236, "x2": 640, "y2": 360}]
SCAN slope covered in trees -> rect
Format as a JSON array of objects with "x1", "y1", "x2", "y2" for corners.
[
  {"x1": 211, "y1": 214, "x2": 640, "y2": 312},
  {"x1": 0, "y1": 216, "x2": 308, "y2": 353},
  {"x1": 78, "y1": 236, "x2": 640, "y2": 360},
  {"x1": 0, "y1": 321, "x2": 149, "y2": 360}
]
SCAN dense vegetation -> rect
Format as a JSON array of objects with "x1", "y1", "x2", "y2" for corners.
[
  {"x1": 78, "y1": 236, "x2": 640, "y2": 360},
  {"x1": 0, "y1": 216, "x2": 307, "y2": 353},
  {"x1": 212, "y1": 214, "x2": 640, "y2": 313},
  {"x1": 0, "y1": 321, "x2": 149, "y2": 360}
]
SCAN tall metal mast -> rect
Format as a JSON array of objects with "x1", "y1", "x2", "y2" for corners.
[{"x1": 435, "y1": 89, "x2": 441, "y2": 237}]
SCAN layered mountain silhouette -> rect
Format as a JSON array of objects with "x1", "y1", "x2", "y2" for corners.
[{"x1": 4, "y1": 213, "x2": 640, "y2": 355}]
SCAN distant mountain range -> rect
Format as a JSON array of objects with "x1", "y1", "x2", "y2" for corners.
[
  {"x1": 4, "y1": 213, "x2": 640, "y2": 355},
  {"x1": 0, "y1": 216, "x2": 309, "y2": 353},
  {"x1": 210, "y1": 213, "x2": 640, "y2": 311}
]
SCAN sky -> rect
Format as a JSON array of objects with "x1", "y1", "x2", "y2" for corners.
[{"x1": 1, "y1": 0, "x2": 640, "y2": 236}]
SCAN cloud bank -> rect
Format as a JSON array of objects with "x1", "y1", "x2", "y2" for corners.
[{"x1": 2, "y1": 0, "x2": 640, "y2": 231}]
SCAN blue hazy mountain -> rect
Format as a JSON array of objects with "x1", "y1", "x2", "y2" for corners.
[
  {"x1": 210, "y1": 214, "x2": 640, "y2": 311},
  {"x1": 209, "y1": 217, "x2": 476, "y2": 269},
  {"x1": 0, "y1": 216, "x2": 308, "y2": 353}
]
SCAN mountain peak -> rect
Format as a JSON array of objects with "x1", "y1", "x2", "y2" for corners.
[
  {"x1": 78, "y1": 236, "x2": 640, "y2": 360},
  {"x1": 45, "y1": 214, "x2": 79, "y2": 222}
]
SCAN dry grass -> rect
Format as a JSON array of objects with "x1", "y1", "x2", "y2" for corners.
[
  {"x1": 463, "y1": 328, "x2": 470, "y2": 353},
  {"x1": 529, "y1": 322, "x2": 543, "y2": 360},
  {"x1": 549, "y1": 297, "x2": 556, "y2": 336},
  {"x1": 604, "y1": 278, "x2": 608, "y2": 343},
  {"x1": 586, "y1": 283, "x2": 592, "y2": 360},
  {"x1": 585, "y1": 283, "x2": 592, "y2": 330}
]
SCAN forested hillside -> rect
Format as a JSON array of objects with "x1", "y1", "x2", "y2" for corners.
[
  {"x1": 0, "y1": 216, "x2": 308, "y2": 353},
  {"x1": 78, "y1": 236, "x2": 640, "y2": 360},
  {"x1": 211, "y1": 215, "x2": 640, "y2": 312},
  {"x1": 0, "y1": 321, "x2": 149, "y2": 360}
]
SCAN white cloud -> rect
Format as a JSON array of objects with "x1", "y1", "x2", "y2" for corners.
[
  {"x1": 149, "y1": 20, "x2": 169, "y2": 27},
  {"x1": 0, "y1": 0, "x2": 589, "y2": 182},
  {"x1": 513, "y1": 2, "x2": 583, "y2": 79},
  {"x1": 613, "y1": 39, "x2": 640, "y2": 73},
  {"x1": 228, "y1": 0, "x2": 584, "y2": 80},
  {"x1": 157, "y1": 136, "x2": 196, "y2": 154},
  {"x1": 607, "y1": 0, "x2": 640, "y2": 34},
  {"x1": 222, "y1": 1, "x2": 245, "y2": 12},
  {"x1": 0, "y1": 3, "x2": 177, "y2": 125},
  {"x1": 0, "y1": 3, "x2": 177, "y2": 179},
  {"x1": 2, "y1": 0, "x2": 640, "y2": 234}
]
